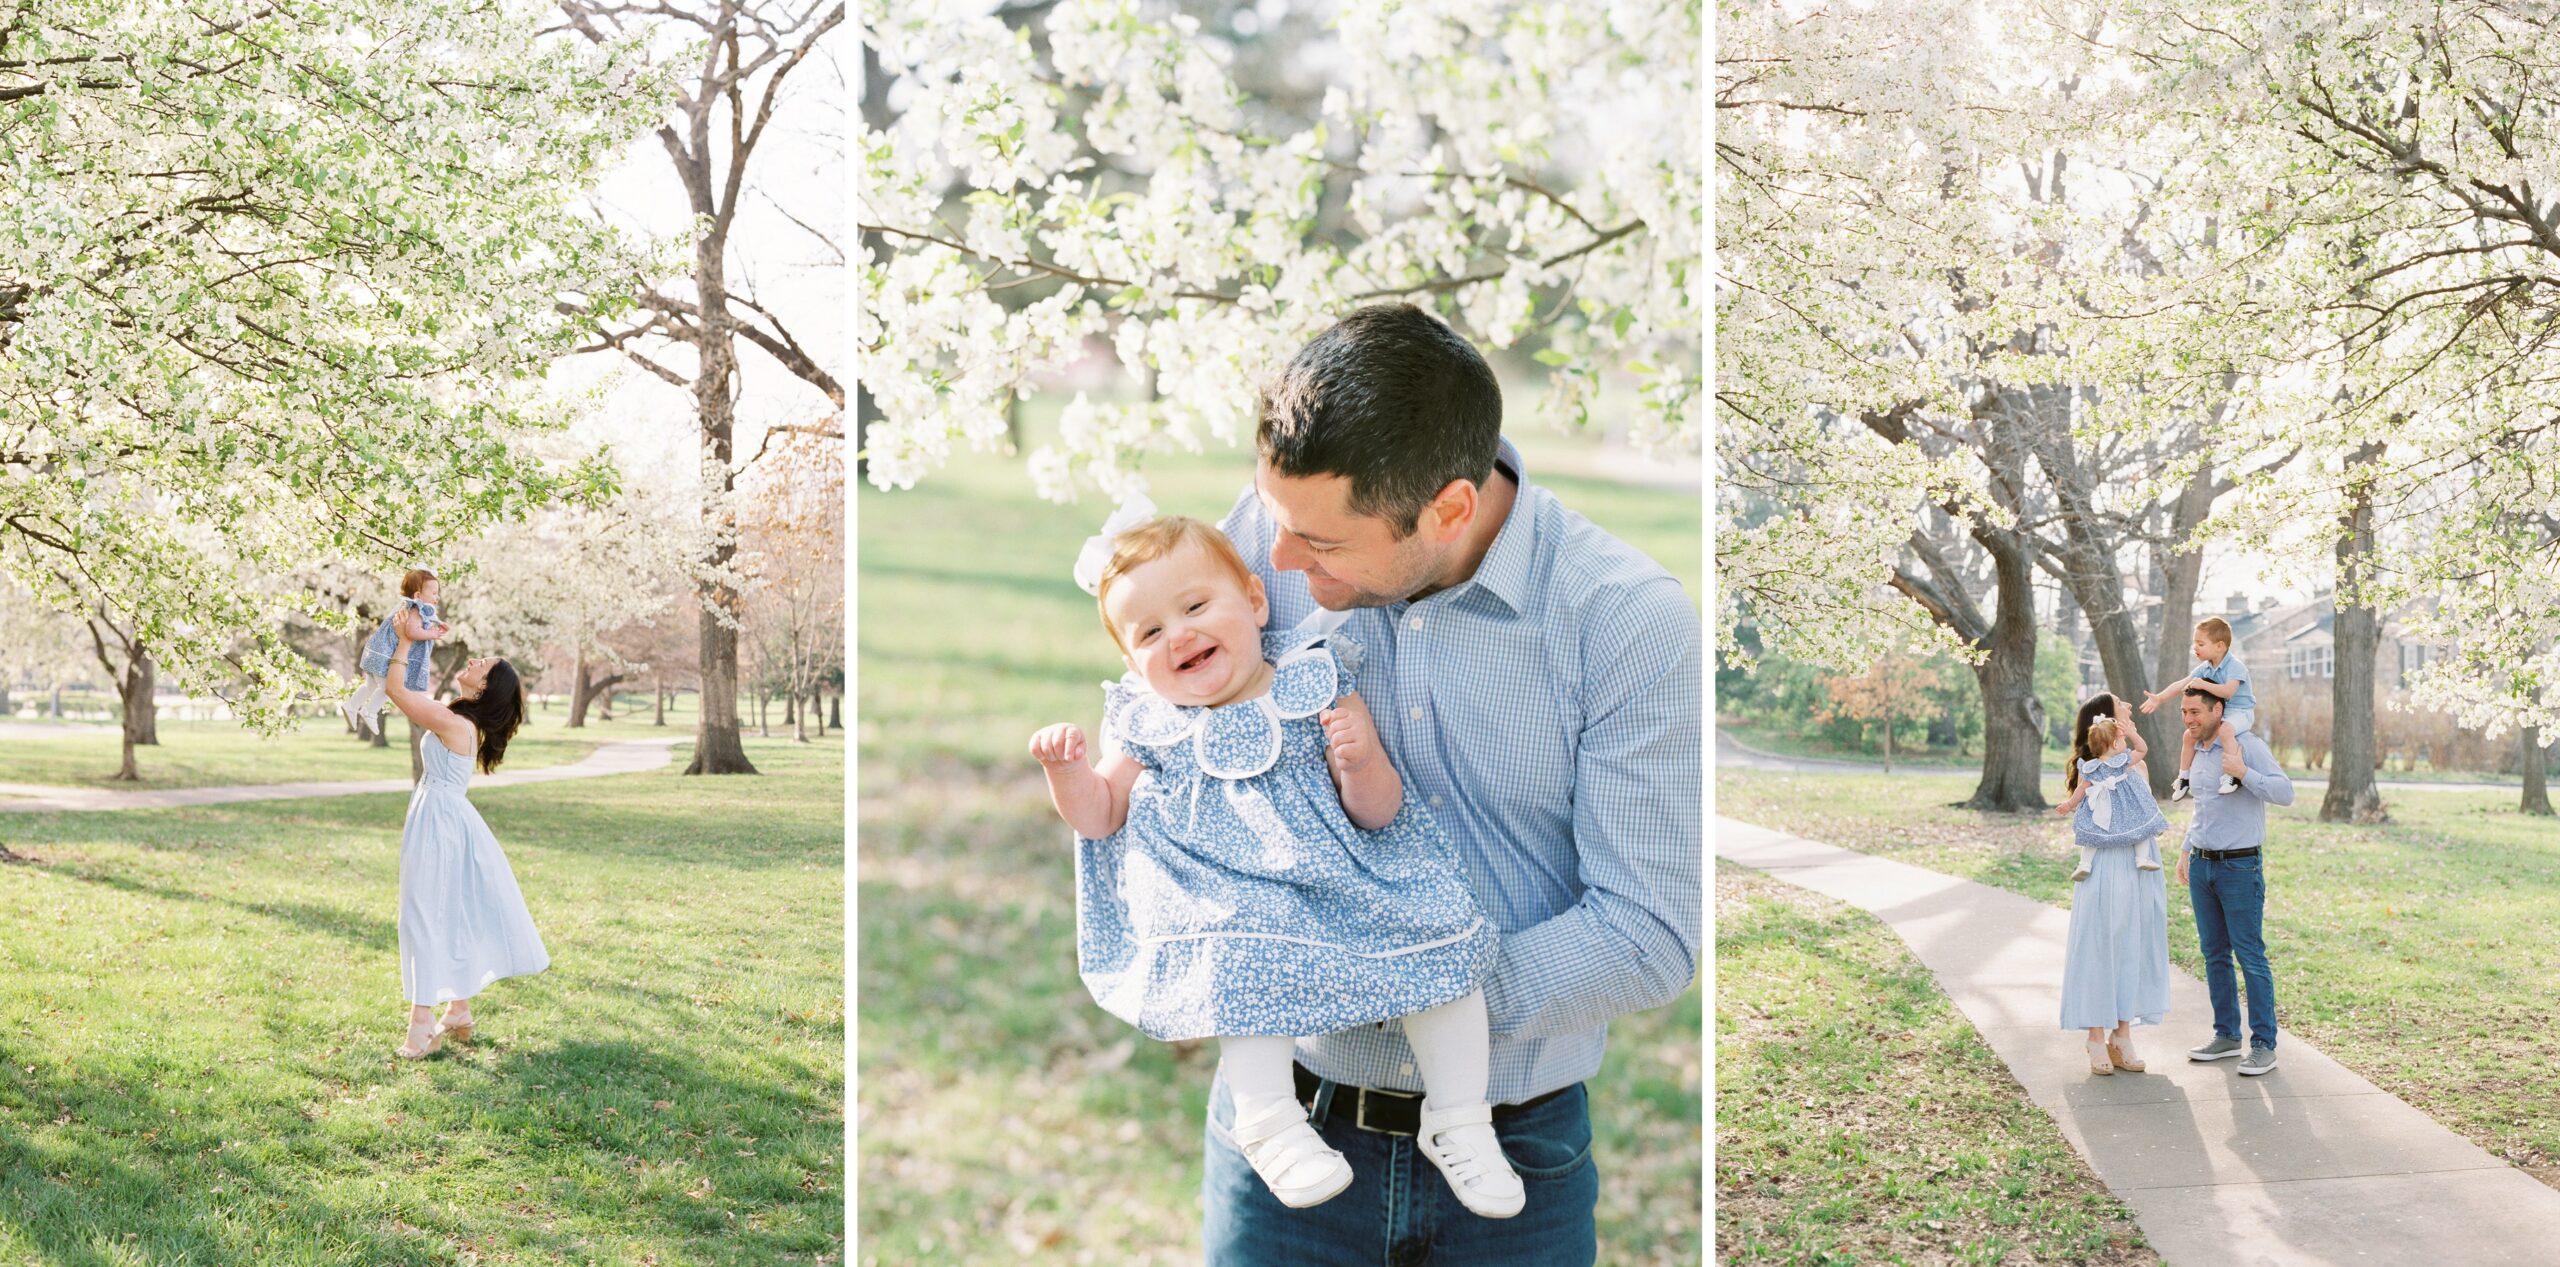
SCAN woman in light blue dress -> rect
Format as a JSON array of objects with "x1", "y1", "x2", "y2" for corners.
[
  {"x1": 383, "y1": 614, "x2": 548, "y2": 1060},
  {"x1": 2057, "y1": 693, "x2": 2172, "y2": 1075}
]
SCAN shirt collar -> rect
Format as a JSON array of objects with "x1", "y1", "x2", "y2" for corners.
[{"x1": 1454, "y1": 437, "x2": 1534, "y2": 615}]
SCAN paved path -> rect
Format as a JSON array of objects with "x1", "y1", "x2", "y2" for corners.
[
  {"x1": 1718, "y1": 816, "x2": 2560, "y2": 1266},
  {"x1": 1718, "y1": 725, "x2": 2527, "y2": 795},
  {"x1": 0, "y1": 737, "x2": 685, "y2": 813}
]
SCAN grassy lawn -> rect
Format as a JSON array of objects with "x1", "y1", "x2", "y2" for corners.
[
  {"x1": 1719, "y1": 768, "x2": 2560, "y2": 1191},
  {"x1": 858, "y1": 441, "x2": 1701, "y2": 1265},
  {"x1": 1722, "y1": 719, "x2": 2067, "y2": 774},
  {"x1": 1717, "y1": 862, "x2": 2155, "y2": 1265},
  {"x1": 0, "y1": 735, "x2": 845, "y2": 1265},
  {"x1": 0, "y1": 698, "x2": 723, "y2": 793}
]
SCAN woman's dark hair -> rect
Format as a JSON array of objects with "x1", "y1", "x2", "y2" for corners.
[
  {"x1": 2066, "y1": 693, "x2": 2119, "y2": 793},
  {"x1": 448, "y1": 659, "x2": 526, "y2": 774},
  {"x1": 1256, "y1": 302, "x2": 1502, "y2": 537}
]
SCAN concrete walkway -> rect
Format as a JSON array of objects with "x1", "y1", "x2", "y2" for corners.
[
  {"x1": 0, "y1": 737, "x2": 685, "y2": 813},
  {"x1": 1718, "y1": 726, "x2": 2529, "y2": 795},
  {"x1": 1718, "y1": 816, "x2": 2560, "y2": 1266}
]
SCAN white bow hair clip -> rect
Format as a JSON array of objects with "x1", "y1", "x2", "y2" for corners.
[{"x1": 1073, "y1": 493, "x2": 1160, "y2": 596}]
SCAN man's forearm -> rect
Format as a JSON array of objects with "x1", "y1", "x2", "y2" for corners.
[{"x1": 1483, "y1": 895, "x2": 1696, "y2": 1040}]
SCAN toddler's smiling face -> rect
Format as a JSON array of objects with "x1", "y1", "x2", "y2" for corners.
[{"x1": 1104, "y1": 537, "x2": 1270, "y2": 708}]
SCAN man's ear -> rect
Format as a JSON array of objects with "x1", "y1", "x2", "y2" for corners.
[{"x1": 1422, "y1": 478, "x2": 1479, "y2": 542}]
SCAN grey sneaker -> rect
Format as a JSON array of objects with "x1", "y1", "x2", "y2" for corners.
[
  {"x1": 2238, "y1": 1045, "x2": 2278, "y2": 1076},
  {"x1": 2188, "y1": 1036, "x2": 2244, "y2": 1061}
]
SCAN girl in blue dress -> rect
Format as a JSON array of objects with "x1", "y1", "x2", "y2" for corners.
[
  {"x1": 1029, "y1": 507, "x2": 1522, "y2": 1219},
  {"x1": 2055, "y1": 693, "x2": 2172, "y2": 1075}
]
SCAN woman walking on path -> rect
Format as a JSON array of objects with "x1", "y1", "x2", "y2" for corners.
[
  {"x1": 383, "y1": 612, "x2": 549, "y2": 1059},
  {"x1": 2057, "y1": 694, "x2": 2173, "y2": 1075}
]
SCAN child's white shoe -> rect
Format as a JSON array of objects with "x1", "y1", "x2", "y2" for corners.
[
  {"x1": 1230, "y1": 1098, "x2": 1353, "y2": 1209},
  {"x1": 2136, "y1": 858, "x2": 2163, "y2": 872},
  {"x1": 2071, "y1": 863, "x2": 2092, "y2": 882},
  {"x1": 2219, "y1": 774, "x2": 2242, "y2": 794},
  {"x1": 1417, "y1": 1102, "x2": 1525, "y2": 1219},
  {"x1": 2169, "y1": 776, "x2": 2191, "y2": 802}
]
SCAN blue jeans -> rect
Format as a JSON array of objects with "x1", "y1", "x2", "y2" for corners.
[
  {"x1": 2189, "y1": 852, "x2": 2278, "y2": 1049},
  {"x1": 1201, "y1": 1067, "x2": 1599, "y2": 1266}
]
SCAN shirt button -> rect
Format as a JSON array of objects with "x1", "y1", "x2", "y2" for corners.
[
  {"x1": 1430, "y1": 795, "x2": 1443, "y2": 807},
  {"x1": 1409, "y1": 706, "x2": 1424, "y2": 720},
  {"x1": 1408, "y1": 615, "x2": 1423, "y2": 631},
  {"x1": 1400, "y1": 1061, "x2": 1415, "y2": 1077}
]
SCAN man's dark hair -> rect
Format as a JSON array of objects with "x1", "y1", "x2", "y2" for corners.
[
  {"x1": 1256, "y1": 303, "x2": 1502, "y2": 536},
  {"x1": 2183, "y1": 687, "x2": 2225, "y2": 710}
]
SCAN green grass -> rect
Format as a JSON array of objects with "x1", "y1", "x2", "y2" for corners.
[
  {"x1": 0, "y1": 735, "x2": 845, "y2": 1265},
  {"x1": 857, "y1": 443, "x2": 1701, "y2": 1265},
  {"x1": 1722, "y1": 719, "x2": 2070, "y2": 773},
  {"x1": 1716, "y1": 862, "x2": 2157, "y2": 1265},
  {"x1": 1719, "y1": 767, "x2": 2560, "y2": 1190},
  {"x1": 0, "y1": 696, "x2": 728, "y2": 793}
]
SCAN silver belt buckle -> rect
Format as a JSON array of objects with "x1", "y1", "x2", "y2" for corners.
[{"x1": 1355, "y1": 1086, "x2": 1422, "y2": 1136}]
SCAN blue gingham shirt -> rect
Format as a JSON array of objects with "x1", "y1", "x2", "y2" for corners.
[
  {"x1": 1221, "y1": 438, "x2": 1703, "y2": 1103},
  {"x1": 2182, "y1": 729, "x2": 2294, "y2": 854}
]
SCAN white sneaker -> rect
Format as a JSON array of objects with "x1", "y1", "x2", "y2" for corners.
[
  {"x1": 2136, "y1": 858, "x2": 2163, "y2": 872},
  {"x1": 1230, "y1": 1098, "x2": 1352, "y2": 1209},
  {"x1": 1417, "y1": 1102, "x2": 1525, "y2": 1219},
  {"x1": 2071, "y1": 864, "x2": 2092, "y2": 882},
  {"x1": 2220, "y1": 774, "x2": 2243, "y2": 794},
  {"x1": 2169, "y1": 776, "x2": 2192, "y2": 802}
]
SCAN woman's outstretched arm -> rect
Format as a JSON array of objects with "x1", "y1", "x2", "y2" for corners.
[{"x1": 384, "y1": 612, "x2": 474, "y2": 755}]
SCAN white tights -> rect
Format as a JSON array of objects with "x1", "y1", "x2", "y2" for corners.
[{"x1": 1220, "y1": 988, "x2": 1492, "y2": 1116}]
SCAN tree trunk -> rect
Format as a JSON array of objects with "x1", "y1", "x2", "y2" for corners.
[
  {"x1": 1881, "y1": 714, "x2": 1894, "y2": 774},
  {"x1": 49, "y1": 684, "x2": 61, "y2": 717},
  {"x1": 783, "y1": 694, "x2": 796, "y2": 725},
  {"x1": 655, "y1": 679, "x2": 667, "y2": 727},
  {"x1": 2155, "y1": 463, "x2": 2221, "y2": 697},
  {"x1": 828, "y1": 693, "x2": 841, "y2": 730},
  {"x1": 682, "y1": 220, "x2": 758, "y2": 773},
  {"x1": 1966, "y1": 541, "x2": 2049, "y2": 811},
  {"x1": 2017, "y1": 384, "x2": 2175, "y2": 794},
  {"x1": 2321, "y1": 442, "x2": 2387, "y2": 824},
  {"x1": 2521, "y1": 723, "x2": 2552, "y2": 815},
  {"x1": 409, "y1": 717, "x2": 426, "y2": 784}
]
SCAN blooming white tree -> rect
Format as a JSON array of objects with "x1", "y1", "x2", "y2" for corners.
[
  {"x1": 463, "y1": 479, "x2": 694, "y2": 728},
  {"x1": 859, "y1": 0, "x2": 1701, "y2": 502},
  {"x1": 0, "y1": 0, "x2": 660, "y2": 732}
]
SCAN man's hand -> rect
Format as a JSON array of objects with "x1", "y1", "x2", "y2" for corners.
[
  {"x1": 2176, "y1": 849, "x2": 2191, "y2": 885},
  {"x1": 1030, "y1": 723, "x2": 1089, "y2": 769}
]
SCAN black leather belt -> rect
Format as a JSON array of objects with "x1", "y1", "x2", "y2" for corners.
[
  {"x1": 2191, "y1": 846, "x2": 2260, "y2": 861},
  {"x1": 1292, "y1": 1062, "x2": 1571, "y2": 1137}
]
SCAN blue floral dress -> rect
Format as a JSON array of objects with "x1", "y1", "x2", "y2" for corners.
[{"x1": 1073, "y1": 626, "x2": 1495, "y2": 1042}]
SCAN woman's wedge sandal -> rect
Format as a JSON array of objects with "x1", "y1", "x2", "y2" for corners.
[
  {"x1": 396, "y1": 1017, "x2": 446, "y2": 1061},
  {"x1": 1417, "y1": 1102, "x2": 1526, "y2": 1219},
  {"x1": 1230, "y1": 1098, "x2": 1354, "y2": 1209}
]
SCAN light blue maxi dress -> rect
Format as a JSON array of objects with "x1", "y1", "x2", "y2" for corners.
[
  {"x1": 1073, "y1": 627, "x2": 1495, "y2": 1042},
  {"x1": 398, "y1": 733, "x2": 550, "y2": 1005},
  {"x1": 2059, "y1": 749, "x2": 2172, "y2": 1031}
]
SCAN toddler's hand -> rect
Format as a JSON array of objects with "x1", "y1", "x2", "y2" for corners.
[
  {"x1": 1319, "y1": 692, "x2": 1379, "y2": 773},
  {"x1": 1029, "y1": 723, "x2": 1088, "y2": 768},
  {"x1": 2138, "y1": 696, "x2": 2159, "y2": 715}
]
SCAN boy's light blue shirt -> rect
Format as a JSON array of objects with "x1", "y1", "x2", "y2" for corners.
[
  {"x1": 1220, "y1": 438, "x2": 1703, "y2": 1103},
  {"x1": 2198, "y1": 652, "x2": 2255, "y2": 714}
]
